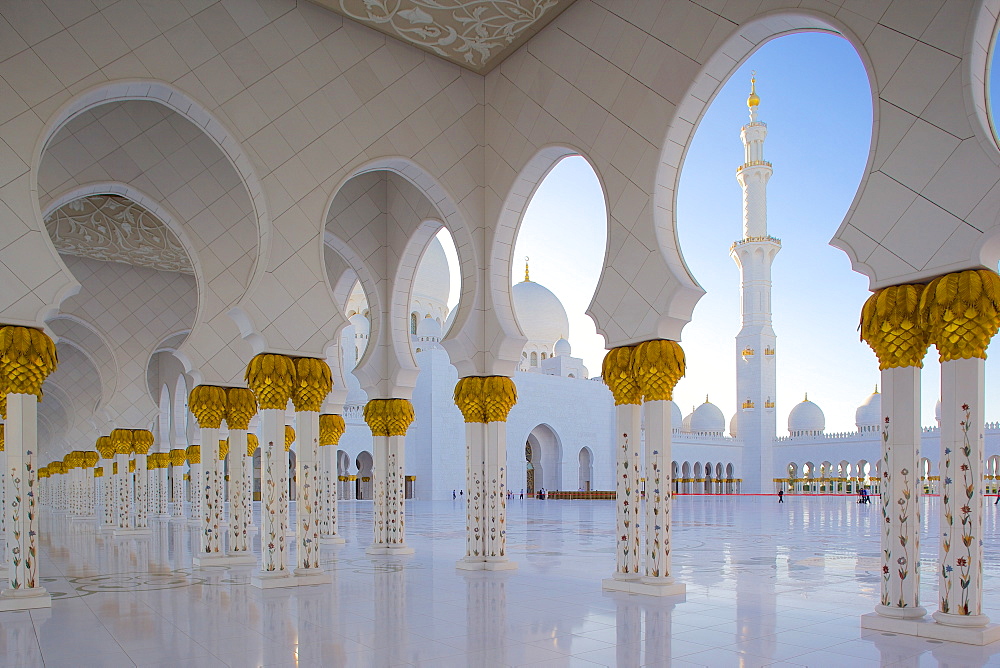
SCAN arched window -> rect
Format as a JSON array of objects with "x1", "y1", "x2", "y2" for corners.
[
  {"x1": 410, "y1": 312, "x2": 418, "y2": 335},
  {"x1": 530, "y1": 351, "x2": 538, "y2": 366},
  {"x1": 541, "y1": 352, "x2": 547, "y2": 360}
]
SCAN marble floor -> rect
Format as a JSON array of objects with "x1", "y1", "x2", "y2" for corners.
[{"x1": 4, "y1": 495, "x2": 1000, "y2": 667}]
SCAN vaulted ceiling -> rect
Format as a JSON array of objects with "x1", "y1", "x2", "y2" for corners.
[{"x1": 308, "y1": 0, "x2": 578, "y2": 73}]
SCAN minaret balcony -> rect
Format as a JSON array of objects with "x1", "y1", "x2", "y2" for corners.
[
  {"x1": 729, "y1": 235, "x2": 781, "y2": 253},
  {"x1": 736, "y1": 160, "x2": 772, "y2": 174}
]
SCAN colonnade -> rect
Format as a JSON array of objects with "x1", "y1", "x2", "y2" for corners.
[{"x1": 860, "y1": 270, "x2": 1000, "y2": 644}]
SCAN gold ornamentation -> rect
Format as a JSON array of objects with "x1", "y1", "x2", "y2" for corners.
[
  {"x1": 113, "y1": 463, "x2": 118, "y2": 475},
  {"x1": 320, "y1": 414, "x2": 346, "y2": 446},
  {"x1": 0, "y1": 423, "x2": 3, "y2": 452},
  {"x1": 226, "y1": 387, "x2": 257, "y2": 430},
  {"x1": 186, "y1": 445, "x2": 201, "y2": 465},
  {"x1": 602, "y1": 346, "x2": 641, "y2": 406},
  {"x1": 245, "y1": 353, "x2": 296, "y2": 410},
  {"x1": 94, "y1": 467, "x2": 103, "y2": 478},
  {"x1": 86, "y1": 451, "x2": 99, "y2": 467},
  {"x1": 284, "y1": 426, "x2": 295, "y2": 452},
  {"x1": 364, "y1": 399, "x2": 415, "y2": 436},
  {"x1": 292, "y1": 358, "x2": 332, "y2": 412},
  {"x1": 111, "y1": 428, "x2": 133, "y2": 455},
  {"x1": 219, "y1": 439, "x2": 229, "y2": 461},
  {"x1": 631, "y1": 339, "x2": 685, "y2": 402},
  {"x1": 188, "y1": 385, "x2": 228, "y2": 429},
  {"x1": 129, "y1": 459, "x2": 135, "y2": 473},
  {"x1": 131, "y1": 429, "x2": 154, "y2": 455},
  {"x1": 169, "y1": 448, "x2": 186, "y2": 467},
  {"x1": 247, "y1": 433, "x2": 259, "y2": 457},
  {"x1": 861, "y1": 284, "x2": 930, "y2": 369},
  {"x1": 0, "y1": 326, "x2": 58, "y2": 397},
  {"x1": 96, "y1": 436, "x2": 114, "y2": 459},
  {"x1": 454, "y1": 376, "x2": 486, "y2": 423},
  {"x1": 919, "y1": 269, "x2": 1000, "y2": 362},
  {"x1": 483, "y1": 376, "x2": 517, "y2": 422},
  {"x1": 0, "y1": 390, "x2": 5, "y2": 419}
]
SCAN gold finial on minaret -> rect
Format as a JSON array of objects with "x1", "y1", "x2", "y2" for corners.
[
  {"x1": 874, "y1": 384, "x2": 879, "y2": 394},
  {"x1": 524, "y1": 256, "x2": 530, "y2": 282},
  {"x1": 804, "y1": 392, "x2": 808, "y2": 402},
  {"x1": 747, "y1": 71, "x2": 760, "y2": 108}
]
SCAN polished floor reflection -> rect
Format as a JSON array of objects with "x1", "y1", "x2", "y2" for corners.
[{"x1": 3, "y1": 496, "x2": 1000, "y2": 666}]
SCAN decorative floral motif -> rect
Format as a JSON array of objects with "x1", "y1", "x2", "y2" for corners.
[
  {"x1": 336, "y1": 0, "x2": 562, "y2": 72},
  {"x1": 941, "y1": 403, "x2": 978, "y2": 616},
  {"x1": 44, "y1": 195, "x2": 193, "y2": 273}
]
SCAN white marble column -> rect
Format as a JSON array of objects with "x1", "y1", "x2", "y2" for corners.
[
  {"x1": 0, "y1": 393, "x2": 49, "y2": 610},
  {"x1": 293, "y1": 410, "x2": 327, "y2": 583},
  {"x1": 365, "y1": 399, "x2": 414, "y2": 556},
  {"x1": 639, "y1": 399, "x2": 684, "y2": 596},
  {"x1": 227, "y1": 429, "x2": 254, "y2": 563},
  {"x1": 253, "y1": 407, "x2": 291, "y2": 586},
  {"x1": 134, "y1": 453, "x2": 149, "y2": 530},
  {"x1": 194, "y1": 431, "x2": 223, "y2": 563},
  {"x1": 604, "y1": 402, "x2": 641, "y2": 589},
  {"x1": 187, "y1": 445, "x2": 201, "y2": 527},
  {"x1": 318, "y1": 442, "x2": 344, "y2": 543},
  {"x1": 459, "y1": 421, "x2": 485, "y2": 565},
  {"x1": 170, "y1": 450, "x2": 184, "y2": 518},
  {"x1": 102, "y1": 458, "x2": 115, "y2": 527},
  {"x1": 113, "y1": 452, "x2": 133, "y2": 534}
]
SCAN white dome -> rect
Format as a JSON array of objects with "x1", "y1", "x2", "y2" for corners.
[
  {"x1": 671, "y1": 401, "x2": 682, "y2": 428},
  {"x1": 512, "y1": 280, "x2": 570, "y2": 346},
  {"x1": 417, "y1": 315, "x2": 441, "y2": 338},
  {"x1": 788, "y1": 396, "x2": 825, "y2": 435},
  {"x1": 554, "y1": 338, "x2": 571, "y2": 357},
  {"x1": 681, "y1": 409, "x2": 694, "y2": 433},
  {"x1": 690, "y1": 399, "x2": 725, "y2": 435},
  {"x1": 855, "y1": 388, "x2": 881, "y2": 431},
  {"x1": 412, "y1": 237, "x2": 450, "y2": 306},
  {"x1": 729, "y1": 413, "x2": 738, "y2": 437},
  {"x1": 349, "y1": 313, "x2": 369, "y2": 335}
]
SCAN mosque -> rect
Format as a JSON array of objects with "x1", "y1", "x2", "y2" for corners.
[{"x1": 4, "y1": 0, "x2": 1000, "y2": 661}]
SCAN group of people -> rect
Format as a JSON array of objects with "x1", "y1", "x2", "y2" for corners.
[{"x1": 451, "y1": 489, "x2": 534, "y2": 500}]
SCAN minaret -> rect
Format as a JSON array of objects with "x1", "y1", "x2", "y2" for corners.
[{"x1": 730, "y1": 74, "x2": 780, "y2": 494}]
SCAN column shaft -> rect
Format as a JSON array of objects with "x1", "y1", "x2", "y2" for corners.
[
  {"x1": 612, "y1": 404, "x2": 641, "y2": 579},
  {"x1": 372, "y1": 435, "x2": 389, "y2": 547},
  {"x1": 934, "y1": 358, "x2": 989, "y2": 626},
  {"x1": 260, "y1": 409, "x2": 289, "y2": 574},
  {"x1": 134, "y1": 454, "x2": 148, "y2": 529},
  {"x1": 877, "y1": 366, "x2": 925, "y2": 618},
  {"x1": 229, "y1": 430, "x2": 250, "y2": 554},
  {"x1": 171, "y1": 465, "x2": 184, "y2": 517},
  {"x1": 199, "y1": 428, "x2": 221, "y2": 555},
  {"x1": 114, "y1": 454, "x2": 131, "y2": 530},
  {"x1": 464, "y1": 422, "x2": 485, "y2": 559},
  {"x1": 485, "y1": 421, "x2": 508, "y2": 563},
  {"x1": 295, "y1": 411, "x2": 321, "y2": 571},
  {"x1": 643, "y1": 400, "x2": 678, "y2": 586}
]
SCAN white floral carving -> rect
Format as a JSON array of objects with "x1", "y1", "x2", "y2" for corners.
[
  {"x1": 45, "y1": 195, "x2": 193, "y2": 274},
  {"x1": 337, "y1": 0, "x2": 561, "y2": 69}
]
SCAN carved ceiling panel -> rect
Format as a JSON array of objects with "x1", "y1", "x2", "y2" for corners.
[
  {"x1": 44, "y1": 195, "x2": 193, "y2": 275},
  {"x1": 309, "y1": 0, "x2": 577, "y2": 73}
]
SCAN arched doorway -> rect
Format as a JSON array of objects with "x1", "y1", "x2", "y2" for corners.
[
  {"x1": 357, "y1": 451, "x2": 373, "y2": 500},
  {"x1": 525, "y1": 424, "x2": 562, "y2": 494},
  {"x1": 578, "y1": 447, "x2": 593, "y2": 492}
]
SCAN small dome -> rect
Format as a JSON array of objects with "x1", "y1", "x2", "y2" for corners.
[
  {"x1": 512, "y1": 279, "x2": 570, "y2": 347},
  {"x1": 788, "y1": 395, "x2": 825, "y2": 435},
  {"x1": 554, "y1": 338, "x2": 571, "y2": 357},
  {"x1": 690, "y1": 398, "x2": 725, "y2": 435},
  {"x1": 417, "y1": 315, "x2": 441, "y2": 339},
  {"x1": 729, "y1": 413, "x2": 738, "y2": 438},
  {"x1": 681, "y1": 408, "x2": 694, "y2": 433},
  {"x1": 855, "y1": 387, "x2": 881, "y2": 432},
  {"x1": 412, "y1": 237, "x2": 450, "y2": 306},
  {"x1": 670, "y1": 401, "x2": 682, "y2": 428},
  {"x1": 349, "y1": 313, "x2": 369, "y2": 336}
]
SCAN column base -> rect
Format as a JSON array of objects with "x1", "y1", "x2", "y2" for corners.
[
  {"x1": 0, "y1": 588, "x2": 51, "y2": 612},
  {"x1": 861, "y1": 613, "x2": 1000, "y2": 645},
  {"x1": 224, "y1": 552, "x2": 258, "y2": 566},
  {"x1": 874, "y1": 604, "x2": 927, "y2": 620},
  {"x1": 366, "y1": 544, "x2": 414, "y2": 556},
  {"x1": 292, "y1": 569, "x2": 331, "y2": 586},
  {"x1": 192, "y1": 553, "x2": 254, "y2": 567},
  {"x1": 602, "y1": 576, "x2": 686, "y2": 597},
  {"x1": 455, "y1": 557, "x2": 518, "y2": 571},
  {"x1": 320, "y1": 536, "x2": 346, "y2": 545},
  {"x1": 113, "y1": 528, "x2": 152, "y2": 537},
  {"x1": 250, "y1": 571, "x2": 297, "y2": 589}
]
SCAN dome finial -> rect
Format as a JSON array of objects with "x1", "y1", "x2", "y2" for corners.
[
  {"x1": 874, "y1": 384, "x2": 879, "y2": 394},
  {"x1": 747, "y1": 71, "x2": 760, "y2": 109},
  {"x1": 804, "y1": 392, "x2": 808, "y2": 402},
  {"x1": 704, "y1": 394, "x2": 709, "y2": 403},
  {"x1": 524, "y1": 256, "x2": 530, "y2": 282}
]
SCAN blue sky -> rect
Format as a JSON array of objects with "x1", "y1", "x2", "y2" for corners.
[{"x1": 437, "y1": 31, "x2": 1000, "y2": 434}]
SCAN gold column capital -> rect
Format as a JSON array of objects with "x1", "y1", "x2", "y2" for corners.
[
  {"x1": 245, "y1": 353, "x2": 296, "y2": 410},
  {"x1": 219, "y1": 439, "x2": 229, "y2": 461},
  {"x1": 602, "y1": 345, "x2": 641, "y2": 405},
  {"x1": 284, "y1": 425, "x2": 295, "y2": 452},
  {"x1": 110, "y1": 428, "x2": 133, "y2": 455},
  {"x1": 453, "y1": 376, "x2": 517, "y2": 422},
  {"x1": 185, "y1": 445, "x2": 201, "y2": 465},
  {"x1": 292, "y1": 357, "x2": 332, "y2": 412},
  {"x1": 96, "y1": 435, "x2": 114, "y2": 459},
  {"x1": 131, "y1": 429, "x2": 154, "y2": 455},
  {"x1": 169, "y1": 448, "x2": 187, "y2": 467},
  {"x1": 247, "y1": 433, "x2": 259, "y2": 457},
  {"x1": 632, "y1": 339, "x2": 685, "y2": 402},
  {"x1": 188, "y1": 385, "x2": 228, "y2": 429},
  {"x1": 0, "y1": 325, "x2": 58, "y2": 397},
  {"x1": 320, "y1": 414, "x2": 346, "y2": 446},
  {"x1": 363, "y1": 399, "x2": 415, "y2": 436},
  {"x1": 919, "y1": 269, "x2": 1000, "y2": 362},
  {"x1": 860, "y1": 283, "x2": 930, "y2": 369},
  {"x1": 0, "y1": 423, "x2": 4, "y2": 452},
  {"x1": 226, "y1": 387, "x2": 257, "y2": 430}
]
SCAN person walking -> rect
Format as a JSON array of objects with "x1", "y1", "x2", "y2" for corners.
[
  {"x1": 452, "y1": 490, "x2": 456, "y2": 500},
  {"x1": 519, "y1": 489, "x2": 524, "y2": 500},
  {"x1": 777, "y1": 489, "x2": 784, "y2": 503}
]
